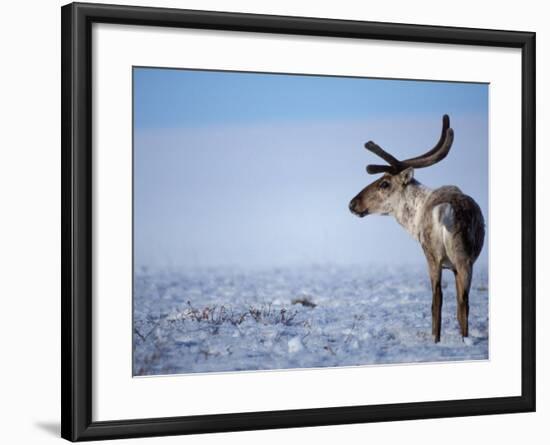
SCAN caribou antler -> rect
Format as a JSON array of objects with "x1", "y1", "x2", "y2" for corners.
[{"x1": 365, "y1": 115, "x2": 454, "y2": 175}]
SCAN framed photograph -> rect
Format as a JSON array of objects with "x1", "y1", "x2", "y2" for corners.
[{"x1": 61, "y1": 2, "x2": 536, "y2": 441}]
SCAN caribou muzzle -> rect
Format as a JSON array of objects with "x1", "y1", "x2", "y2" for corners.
[{"x1": 349, "y1": 197, "x2": 369, "y2": 217}]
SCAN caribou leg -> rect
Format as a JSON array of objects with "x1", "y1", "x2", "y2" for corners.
[
  {"x1": 427, "y1": 259, "x2": 443, "y2": 343},
  {"x1": 454, "y1": 263, "x2": 472, "y2": 339}
]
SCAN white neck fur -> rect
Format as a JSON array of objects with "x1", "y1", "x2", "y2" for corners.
[{"x1": 391, "y1": 180, "x2": 432, "y2": 241}]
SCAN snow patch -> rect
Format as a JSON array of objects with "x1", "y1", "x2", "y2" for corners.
[{"x1": 288, "y1": 336, "x2": 304, "y2": 354}]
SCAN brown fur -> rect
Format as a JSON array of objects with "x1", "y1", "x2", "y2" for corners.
[{"x1": 421, "y1": 186, "x2": 485, "y2": 264}]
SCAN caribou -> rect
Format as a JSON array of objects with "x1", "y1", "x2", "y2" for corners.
[{"x1": 348, "y1": 115, "x2": 485, "y2": 343}]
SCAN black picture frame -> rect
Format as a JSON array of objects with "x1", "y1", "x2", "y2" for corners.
[{"x1": 61, "y1": 2, "x2": 536, "y2": 441}]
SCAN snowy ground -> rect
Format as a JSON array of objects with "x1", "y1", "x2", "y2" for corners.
[{"x1": 133, "y1": 264, "x2": 488, "y2": 376}]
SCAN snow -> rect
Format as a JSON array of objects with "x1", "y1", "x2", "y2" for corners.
[
  {"x1": 288, "y1": 336, "x2": 304, "y2": 354},
  {"x1": 133, "y1": 264, "x2": 489, "y2": 376}
]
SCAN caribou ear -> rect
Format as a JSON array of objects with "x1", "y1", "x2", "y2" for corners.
[{"x1": 399, "y1": 167, "x2": 414, "y2": 185}]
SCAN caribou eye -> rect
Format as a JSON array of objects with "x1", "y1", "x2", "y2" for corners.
[{"x1": 379, "y1": 180, "x2": 390, "y2": 190}]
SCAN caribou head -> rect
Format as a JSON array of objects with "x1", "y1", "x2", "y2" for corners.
[{"x1": 349, "y1": 115, "x2": 453, "y2": 217}]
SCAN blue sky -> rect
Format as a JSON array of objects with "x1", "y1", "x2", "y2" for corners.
[
  {"x1": 134, "y1": 68, "x2": 487, "y2": 128},
  {"x1": 134, "y1": 67, "x2": 488, "y2": 268}
]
